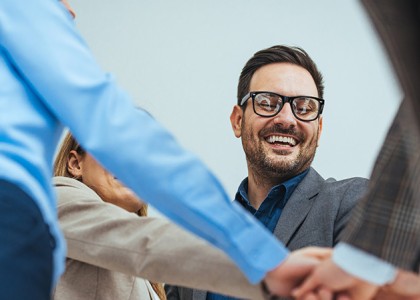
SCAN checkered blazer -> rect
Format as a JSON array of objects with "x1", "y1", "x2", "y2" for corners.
[{"x1": 341, "y1": 0, "x2": 420, "y2": 272}]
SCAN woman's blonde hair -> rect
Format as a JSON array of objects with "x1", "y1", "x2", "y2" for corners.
[{"x1": 54, "y1": 132, "x2": 166, "y2": 299}]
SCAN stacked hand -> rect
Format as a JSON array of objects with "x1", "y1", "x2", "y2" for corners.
[
  {"x1": 263, "y1": 247, "x2": 332, "y2": 296},
  {"x1": 263, "y1": 247, "x2": 420, "y2": 300}
]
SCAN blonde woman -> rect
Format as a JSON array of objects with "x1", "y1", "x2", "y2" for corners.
[{"x1": 52, "y1": 132, "x2": 266, "y2": 300}]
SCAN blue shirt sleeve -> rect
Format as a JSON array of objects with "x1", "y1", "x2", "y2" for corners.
[{"x1": 0, "y1": 0, "x2": 288, "y2": 283}]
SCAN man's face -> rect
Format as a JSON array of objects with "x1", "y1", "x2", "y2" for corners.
[{"x1": 230, "y1": 62, "x2": 323, "y2": 180}]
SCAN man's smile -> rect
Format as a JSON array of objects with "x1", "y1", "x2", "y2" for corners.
[{"x1": 265, "y1": 134, "x2": 298, "y2": 147}]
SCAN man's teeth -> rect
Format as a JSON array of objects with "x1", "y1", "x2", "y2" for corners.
[{"x1": 267, "y1": 135, "x2": 297, "y2": 146}]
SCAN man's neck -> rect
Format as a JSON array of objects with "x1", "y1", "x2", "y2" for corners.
[{"x1": 246, "y1": 171, "x2": 284, "y2": 210}]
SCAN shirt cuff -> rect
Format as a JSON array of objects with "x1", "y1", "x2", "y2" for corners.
[{"x1": 333, "y1": 243, "x2": 397, "y2": 285}]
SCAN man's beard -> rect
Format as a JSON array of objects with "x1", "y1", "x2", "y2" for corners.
[{"x1": 241, "y1": 122, "x2": 319, "y2": 181}]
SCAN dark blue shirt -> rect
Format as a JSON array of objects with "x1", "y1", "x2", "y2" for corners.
[{"x1": 206, "y1": 169, "x2": 309, "y2": 300}]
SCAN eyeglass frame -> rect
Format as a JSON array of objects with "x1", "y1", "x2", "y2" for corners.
[{"x1": 240, "y1": 91, "x2": 325, "y2": 122}]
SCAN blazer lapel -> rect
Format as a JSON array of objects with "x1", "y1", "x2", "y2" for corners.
[{"x1": 273, "y1": 168, "x2": 324, "y2": 246}]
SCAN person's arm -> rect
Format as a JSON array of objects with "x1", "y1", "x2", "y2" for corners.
[
  {"x1": 335, "y1": 0, "x2": 420, "y2": 276},
  {"x1": 1, "y1": 0, "x2": 286, "y2": 283},
  {"x1": 55, "y1": 177, "x2": 265, "y2": 299}
]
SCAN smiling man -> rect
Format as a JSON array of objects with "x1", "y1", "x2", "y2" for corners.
[{"x1": 166, "y1": 45, "x2": 369, "y2": 300}]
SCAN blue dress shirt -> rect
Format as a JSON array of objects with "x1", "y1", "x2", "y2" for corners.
[
  {"x1": 207, "y1": 170, "x2": 309, "y2": 300},
  {"x1": 0, "y1": 0, "x2": 287, "y2": 285}
]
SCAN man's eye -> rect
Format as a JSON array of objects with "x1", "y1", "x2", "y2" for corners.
[
  {"x1": 294, "y1": 99, "x2": 318, "y2": 114},
  {"x1": 258, "y1": 99, "x2": 276, "y2": 110}
]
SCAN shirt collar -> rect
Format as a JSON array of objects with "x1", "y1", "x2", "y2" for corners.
[{"x1": 235, "y1": 168, "x2": 309, "y2": 211}]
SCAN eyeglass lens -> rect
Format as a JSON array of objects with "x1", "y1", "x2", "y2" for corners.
[{"x1": 253, "y1": 92, "x2": 320, "y2": 120}]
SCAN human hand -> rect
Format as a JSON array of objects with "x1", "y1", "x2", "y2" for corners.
[
  {"x1": 294, "y1": 247, "x2": 333, "y2": 260},
  {"x1": 291, "y1": 258, "x2": 378, "y2": 300},
  {"x1": 264, "y1": 247, "x2": 332, "y2": 297},
  {"x1": 373, "y1": 269, "x2": 420, "y2": 300}
]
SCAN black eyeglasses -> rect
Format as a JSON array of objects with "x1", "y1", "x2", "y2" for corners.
[{"x1": 240, "y1": 91, "x2": 325, "y2": 122}]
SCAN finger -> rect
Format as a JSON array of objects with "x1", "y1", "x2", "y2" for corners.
[
  {"x1": 298, "y1": 291, "x2": 320, "y2": 300},
  {"x1": 336, "y1": 292, "x2": 352, "y2": 300},
  {"x1": 349, "y1": 283, "x2": 379, "y2": 300},
  {"x1": 317, "y1": 287, "x2": 333, "y2": 300},
  {"x1": 292, "y1": 273, "x2": 320, "y2": 298}
]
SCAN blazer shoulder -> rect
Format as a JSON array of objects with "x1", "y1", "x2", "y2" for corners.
[
  {"x1": 302, "y1": 168, "x2": 368, "y2": 198},
  {"x1": 325, "y1": 177, "x2": 369, "y2": 189},
  {"x1": 320, "y1": 176, "x2": 369, "y2": 211},
  {"x1": 311, "y1": 174, "x2": 369, "y2": 212},
  {"x1": 322, "y1": 176, "x2": 369, "y2": 219},
  {"x1": 53, "y1": 176, "x2": 101, "y2": 207},
  {"x1": 323, "y1": 176, "x2": 369, "y2": 194}
]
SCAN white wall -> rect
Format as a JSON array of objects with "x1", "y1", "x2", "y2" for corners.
[{"x1": 71, "y1": 0, "x2": 401, "y2": 213}]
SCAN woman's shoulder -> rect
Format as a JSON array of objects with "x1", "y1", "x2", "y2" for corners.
[
  {"x1": 54, "y1": 176, "x2": 82, "y2": 188},
  {"x1": 53, "y1": 176, "x2": 101, "y2": 205}
]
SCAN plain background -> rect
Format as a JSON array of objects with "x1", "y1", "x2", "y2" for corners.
[{"x1": 70, "y1": 0, "x2": 401, "y2": 214}]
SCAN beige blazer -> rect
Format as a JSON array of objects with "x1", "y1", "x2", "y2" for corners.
[{"x1": 52, "y1": 177, "x2": 264, "y2": 300}]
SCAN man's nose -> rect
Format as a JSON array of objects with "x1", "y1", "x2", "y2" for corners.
[{"x1": 272, "y1": 103, "x2": 297, "y2": 127}]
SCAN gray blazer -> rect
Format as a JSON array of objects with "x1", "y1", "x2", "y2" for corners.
[
  {"x1": 52, "y1": 177, "x2": 266, "y2": 300},
  {"x1": 166, "y1": 167, "x2": 368, "y2": 300}
]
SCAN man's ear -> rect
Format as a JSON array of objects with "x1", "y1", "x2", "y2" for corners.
[
  {"x1": 67, "y1": 150, "x2": 83, "y2": 179},
  {"x1": 230, "y1": 105, "x2": 243, "y2": 138},
  {"x1": 317, "y1": 116, "x2": 323, "y2": 147}
]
